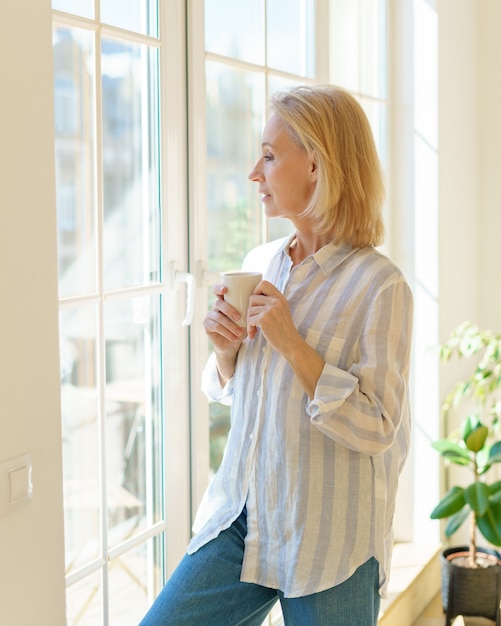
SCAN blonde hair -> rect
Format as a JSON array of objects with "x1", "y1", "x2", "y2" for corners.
[{"x1": 270, "y1": 85, "x2": 385, "y2": 248}]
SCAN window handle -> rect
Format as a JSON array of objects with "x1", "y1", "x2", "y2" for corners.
[
  {"x1": 171, "y1": 263, "x2": 195, "y2": 326},
  {"x1": 195, "y1": 260, "x2": 220, "y2": 288}
]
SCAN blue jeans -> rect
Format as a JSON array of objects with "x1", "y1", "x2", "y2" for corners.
[{"x1": 139, "y1": 509, "x2": 380, "y2": 626}]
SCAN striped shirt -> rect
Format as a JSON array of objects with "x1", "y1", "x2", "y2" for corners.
[{"x1": 188, "y1": 234, "x2": 413, "y2": 598}]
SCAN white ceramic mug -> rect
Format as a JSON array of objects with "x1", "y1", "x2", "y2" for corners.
[{"x1": 221, "y1": 271, "x2": 262, "y2": 327}]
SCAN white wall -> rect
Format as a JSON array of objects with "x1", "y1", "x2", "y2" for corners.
[
  {"x1": 0, "y1": 1, "x2": 66, "y2": 625},
  {"x1": 438, "y1": 0, "x2": 479, "y2": 338},
  {"x1": 437, "y1": 0, "x2": 501, "y2": 334},
  {"x1": 437, "y1": 0, "x2": 501, "y2": 548},
  {"x1": 478, "y1": 0, "x2": 501, "y2": 330}
]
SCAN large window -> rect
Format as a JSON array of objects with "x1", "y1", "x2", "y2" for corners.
[{"x1": 53, "y1": 2, "x2": 188, "y2": 623}]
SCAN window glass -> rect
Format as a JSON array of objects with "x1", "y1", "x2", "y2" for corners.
[
  {"x1": 206, "y1": 61, "x2": 265, "y2": 274},
  {"x1": 267, "y1": 74, "x2": 304, "y2": 96},
  {"x1": 330, "y1": 0, "x2": 386, "y2": 97},
  {"x1": 414, "y1": 0, "x2": 437, "y2": 147},
  {"x1": 205, "y1": 0, "x2": 264, "y2": 65},
  {"x1": 360, "y1": 0, "x2": 386, "y2": 98},
  {"x1": 60, "y1": 304, "x2": 100, "y2": 574},
  {"x1": 101, "y1": 0, "x2": 158, "y2": 37},
  {"x1": 267, "y1": 0, "x2": 315, "y2": 77},
  {"x1": 101, "y1": 39, "x2": 161, "y2": 290},
  {"x1": 104, "y1": 295, "x2": 164, "y2": 545},
  {"x1": 52, "y1": 0, "x2": 94, "y2": 19},
  {"x1": 108, "y1": 538, "x2": 164, "y2": 623},
  {"x1": 329, "y1": 0, "x2": 359, "y2": 91},
  {"x1": 65, "y1": 570, "x2": 103, "y2": 624},
  {"x1": 53, "y1": 26, "x2": 96, "y2": 298},
  {"x1": 54, "y1": 8, "x2": 166, "y2": 622}
]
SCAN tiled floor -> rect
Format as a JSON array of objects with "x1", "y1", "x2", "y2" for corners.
[{"x1": 413, "y1": 593, "x2": 496, "y2": 625}]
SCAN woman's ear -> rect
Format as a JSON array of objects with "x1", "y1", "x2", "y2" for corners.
[{"x1": 309, "y1": 154, "x2": 318, "y2": 182}]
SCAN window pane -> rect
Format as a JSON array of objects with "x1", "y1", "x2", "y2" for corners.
[
  {"x1": 108, "y1": 538, "x2": 164, "y2": 624},
  {"x1": 66, "y1": 569, "x2": 103, "y2": 625},
  {"x1": 101, "y1": 0, "x2": 158, "y2": 37},
  {"x1": 104, "y1": 295, "x2": 163, "y2": 547},
  {"x1": 54, "y1": 26, "x2": 97, "y2": 297},
  {"x1": 206, "y1": 62, "x2": 265, "y2": 273},
  {"x1": 329, "y1": 0, "x2": 359, "y2": 91},
  {"x1": 267, "y1": 74, "x2": 303, "y2": 96},
  {"x1": 414, "y1": 0, "x2": 438, "y2": 147},
  {"x1": 52, "y1": 0, "x2": 94, "y2": 19},
  {"x1": 102, "y1": 40, "x2": 160, "y2": 291},
  {"x1": 267, "y1": 0, "x2": 315, "y2": 77},
  {"x1": 329, "y1": 0, "x2": 386, "y2": 97},
  {"x1": 205, "y1": 0, "x2": 264, "y2": 65},
  {"x1": 60, "y1": 305, "x2": 100, "y2": 574},
  {"x1": 360, "y1": 0, "x2": 386, "y2": 98}
]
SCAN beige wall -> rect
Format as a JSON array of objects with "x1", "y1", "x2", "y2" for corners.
[
  {"x1": 438, "y1": 0, "x2": 501, "y2": 334},
  {"x1": 0, "y1": 0, "x2": 499, "y2": 624},
  {"x1": 438, "y1": 0, "x2": 479, "y2": 339},
  {"x1": 478, "y1": 0, "x2": 501, "y2": 329},
  {"x1": 0, "y1": 1, "x2": 66, "y2": 625},
  {"x1": 438, "y1": 0, "x2": 501, "y2": 547}
]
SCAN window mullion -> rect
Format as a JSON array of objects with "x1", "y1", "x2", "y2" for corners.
[{"x1": 92, "y1": 17, "x2": 112, "y2": 624}]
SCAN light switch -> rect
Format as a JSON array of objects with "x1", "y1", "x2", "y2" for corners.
[
  {"x1": 0, "y1": 453, "x2": 32, "y2": 516},
  {"x1": 8, "y1": 466, "x2": 31, "y2": 504}
]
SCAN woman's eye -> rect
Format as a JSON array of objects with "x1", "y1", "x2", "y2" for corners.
[{"x1": 263, "y1": 155, "x2": 273, "y2": 161}]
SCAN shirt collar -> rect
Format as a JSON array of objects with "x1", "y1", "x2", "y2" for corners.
[{"x1": 278, "y1": 234, "x2": 359, "y2": 275}]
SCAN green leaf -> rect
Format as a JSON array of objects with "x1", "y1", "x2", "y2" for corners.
[
  {"x1": 489, "y1": 481, "x2": 501, "y2": 496},
  {"x1": 488, "y1": 441, "x2": 501, "y2": 465},
  {"x1": 464, "y1": 482, "x2": 490, "y2": 516},
  {"x1": 431, "y1": 440, "x2": 471, "y2": 465},
  {"x1": 431, "y1": 486, "x2": 466, "y2": 519},
  {"x1": 464, "y1": 425, "x2": 489, "y2": 452},
  {"x1": 477, "y1": 446, "x2": 492, "y2": 473},
  {"x1": 462, "y1": 415, "x2": 481, "y2": 441},
  {"x1": 477, "y1": 503, "x2": 501, "y2": 546},
  {"x1": 445, "y1": 506, "x2": 470, "y2": 537}
]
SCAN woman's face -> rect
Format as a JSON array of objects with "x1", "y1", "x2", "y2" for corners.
[{"x1": 248, "y1": 114, "x2": 317, "y2": 223}]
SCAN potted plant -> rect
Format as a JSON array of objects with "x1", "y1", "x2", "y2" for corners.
[{"x1": 430, "y1": 322, "x2": 501, "y2": 625}]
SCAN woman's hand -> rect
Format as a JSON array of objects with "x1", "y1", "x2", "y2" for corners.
[
  {"x1": 203, "y1": 283, "x2": 247, "y2": 384},
  {"x1": 247, "y1": 281, "x2": 325, "y2": 398},
  {"x1": 247, "y1": 281, "x2": 299, "y2": 350}
]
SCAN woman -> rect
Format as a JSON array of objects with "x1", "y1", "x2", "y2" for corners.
[{"x1": 140, "y1": 85, "x2": 413, "y2": 626}]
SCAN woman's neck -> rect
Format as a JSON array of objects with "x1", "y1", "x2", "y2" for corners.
[{"x1": 289, "y1": 231, "x2": 332, "y2": 266}]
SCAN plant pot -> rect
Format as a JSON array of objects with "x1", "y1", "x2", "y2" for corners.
[{"x1": 441, "y1": 546, "x2": 501, "y2": 626}]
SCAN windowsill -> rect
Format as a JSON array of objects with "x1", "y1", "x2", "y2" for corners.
[{"x1": 378, "y1": 542, "x2": 442, "y2": 625}]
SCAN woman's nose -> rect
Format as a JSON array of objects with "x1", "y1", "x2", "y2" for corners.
[{"x1": 248, "y1": 159, "x2": 263, "y2": 182}]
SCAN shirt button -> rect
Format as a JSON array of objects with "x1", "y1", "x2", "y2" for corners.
[
  {"x1": 249, "y1": 433, "x2": 254, "y2": 440},
  {"x1": 257, "y1": 389, "x2": 262, "y2": 397}
]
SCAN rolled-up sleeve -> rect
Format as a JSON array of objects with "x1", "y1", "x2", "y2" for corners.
[{"x1": 307, "y1": 279, "x2": 413, "y2": 455}]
